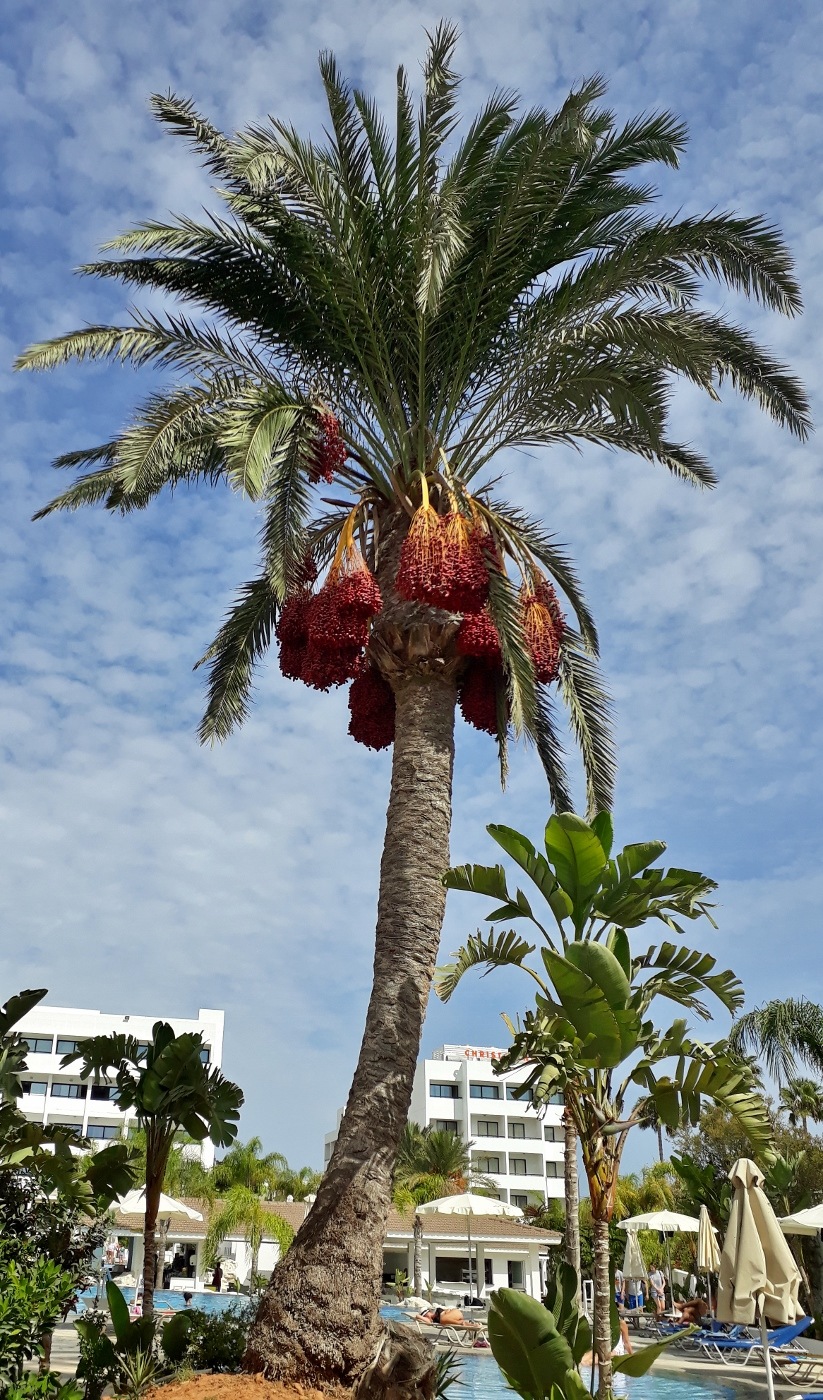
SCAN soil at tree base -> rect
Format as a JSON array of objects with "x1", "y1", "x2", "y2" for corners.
[{"x1": 147, "y1": 1377, "x2": 349, "y2": 1400}]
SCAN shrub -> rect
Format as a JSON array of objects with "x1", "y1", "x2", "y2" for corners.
[{"x1": 183, "y1": 1305, "x2": 252, "y2": 1372}]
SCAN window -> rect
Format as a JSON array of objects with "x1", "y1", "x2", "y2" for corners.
[
  {"x1": 509, "y1": 1123, "x2": 526, "y2": 1139},
  {"x1": 87, "y1": 1124, "x2": 121, "y2": 1140},
  {"x1": 90, "y1": 1084, "x2": 116, "y2": 1101},
  {"x1": 430, "y1": 1083, "x2": 459, "y2": 1098},
  {"x1": 511, "y1": 1195, "x2": 528, "y2": 1209},
  {"x1": 475, "y1": 1156, "x2": 500, "y2": 1174},
  {"x1": 506, "y1": 1085, "x2": 532, "y2": 1101},
  {"x1": 24, "y1": 1036, "x2": 53, "y2": 1054},
  {"x1": 507, "y1": 1259, "x2": 525, "y2": 1287},
  {"x1": 199, "y1": 1046, "x2": 210, "y2": 1065},
  {"x1": 430, "y1": 1120, "x2": 458, "y2": 1135},
  {"x1": 544, "y1": 1124, "x2": 563, "y2": 1143},
  {"x1": 470, "y1": 1084, "x2": 500, "y2": 1100},
  {"x1": 548, "y1": 1092, "x2": 564, "y2": 1106},
  {"x1": 510, "y1": 1157, "x2": 527, "y2": 1176},
  {"x1": 136, "y1": 1042, "x2": 150, "y2": 1062},
  {"x1": 51, "y1": 1082, "x2": 87, "y2": 1099},
  {"x1": 545, "y1": 1162, "x2": 562, "y2": 1178},
  {"x1": 56, "y1": 1039, "x2": 82, "y2": 1056},
  {"x1": 21, "y1": 1081, "x2": 47, "y2": 1096},
  {"x1": 476, "y1": 1120, "x2": 500, "y2": 1137}
]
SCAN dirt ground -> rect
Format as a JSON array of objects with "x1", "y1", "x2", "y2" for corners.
[{"x1": 147, "y1": 1376, "x2": 348, "y2": 1400}]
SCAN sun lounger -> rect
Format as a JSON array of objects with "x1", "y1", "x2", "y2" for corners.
[{"x1": 697, "y1": 1315, "x2": 812, "y2": 1366}]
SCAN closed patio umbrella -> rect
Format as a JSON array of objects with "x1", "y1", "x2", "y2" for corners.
[
  {"x1": 697, "y1": 1204, "x2": 721, "y2": 1311},
  {"x1": 415, "y1": 1192, "x2": 523, "y2": 1299},
  {"x1": 717, "y1": 1158, "x2": 803, "y2": 1400},
  {"x1": 622, "y1": 1230, "x2": 647, "y2": 1305}
]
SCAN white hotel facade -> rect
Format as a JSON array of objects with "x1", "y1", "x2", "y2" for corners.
[
  {"x1": 15, "y1": 1003, "x2": 224, "y2": 1168},
  {"x1": 326, "y1": 1043, "x2": 566, "y2": 1208}
]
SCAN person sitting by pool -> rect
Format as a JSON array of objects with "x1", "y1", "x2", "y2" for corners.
[
  {"x1": 581, "y1": 1317, "x2": 633, "y2": 1363},
  {"x1": 673, "y1": 1296, "x2": 708, "y2": 1327}
]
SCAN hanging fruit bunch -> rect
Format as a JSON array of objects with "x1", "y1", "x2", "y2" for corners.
[
  {"x1": 275, "y1": 447, "x2": 567, "y2": 749},
  {"x1": 396, "y1": 478, "x2": 490, "y2": 613},
  {"x1": 308, "y1": 409, "x2": 348, "y2": 484},
  {"x1": 276, "y1": 513, "x2": 382, "y2": 693},
  {"x1": 520, "y1": 576, "x2": 565, "y2": 684},
  {"x1": 348, "y1": 668, "x2": 396, "y2": 750}
]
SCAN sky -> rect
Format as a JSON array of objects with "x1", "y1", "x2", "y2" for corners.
[{"x1": 1, "y1": 0, "x2": 821, "y2": 1177}]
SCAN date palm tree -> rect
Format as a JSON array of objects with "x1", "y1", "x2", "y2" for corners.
[
  {"x1": 17, "y1": 27, "x2": 807, "y2": 1388},
  {"x1": 778, "y1": 1077, "x2": 823, "y2": 1134},
  {"x1": 729, "y1": 999, "x2": 823, "y2": 1084},
  {"x1": 63, "y1": 1022, "x2": 243, "y2": 1316}
]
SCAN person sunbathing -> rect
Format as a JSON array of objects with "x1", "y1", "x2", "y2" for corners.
[{"x1": 420, "y1": 1306, "x2": 464, "y2": 1325}]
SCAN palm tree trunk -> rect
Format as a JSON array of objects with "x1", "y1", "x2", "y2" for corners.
[
  {"x1": 142, "y1": 1129, "x2": 170, "y2": 1317},
  {"x1": 413, "y1": 1213, "x2": 424, "y2": 1299},
  {"x1": 563, "y1": 1099, "x2": 581, "y2": 1285},
  {"x1": 155, "y1": 1218, "x2": 170, "y2": 1290},
  {"x1": 656, "y1": 1124, "x2": 664, "y2": 1163},
  {"x1": 245, "y1": 670, "x2": 456, "y2": 1392},
  {"x1": 591, "y1": 1216, "x2": 613, "y2": 1399}
]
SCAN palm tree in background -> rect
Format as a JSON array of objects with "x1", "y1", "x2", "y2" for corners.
[
  {"x1": 729, "y1": 999, "x2": 823, "y2": 1084},
  {"x1": 213, "y1": 1136, "x2": 288, "y2": 1195},
  {"x1": 778, "y1": 1077, "x2": 823, "y2": 1134},
  {"x1": 635, "y1": 1094, "x2": 667, "y2": 1163},
  {"x1": 205, "y1": 1185, "x2": 295, "y2": 1296},
  {"x1": 18, "y1": 26, "x2": 808, "y2": 1388}
]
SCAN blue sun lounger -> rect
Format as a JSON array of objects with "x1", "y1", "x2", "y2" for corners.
[{"x1": 697, "y1": 1314, "x2": 812, "y2": 1366}]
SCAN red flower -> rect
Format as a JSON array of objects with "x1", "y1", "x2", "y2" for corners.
[{"x1": 348, "y1": 669, "x2": 395, "y2": 750}]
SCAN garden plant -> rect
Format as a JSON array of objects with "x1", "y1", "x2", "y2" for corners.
[{"x1": 437, "y1": 811, "x2": 770, "y2": 1394}]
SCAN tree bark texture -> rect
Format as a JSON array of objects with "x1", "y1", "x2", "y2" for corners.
[
  {"x1": 563, "y1": 1101, "x2": 581, "y2": 1286},
  {"x1": 591, "y1": 1215, "x2": 613, "y2": 1399},
  {"x1": 413, "y1": 1214, "x2": 423, "y2": 1299},
  {"x1": 155, "y1": 1217, "x2": 170, "y2": 1290},
  {"x1": 245, "y1": 672, "x2": 456, "y2": 1393}
]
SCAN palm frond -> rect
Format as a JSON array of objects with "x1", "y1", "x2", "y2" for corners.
[
  {"x1": 196, "y1": 578, "x2": 278, "y2": 744},
  {"x1": 557, "y1": 630, "x2": 616, "y2": 816}
]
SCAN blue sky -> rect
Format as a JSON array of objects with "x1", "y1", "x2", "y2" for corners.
[{"x1": 1, "y1": 0, "x2": 821, "y2": 1176}]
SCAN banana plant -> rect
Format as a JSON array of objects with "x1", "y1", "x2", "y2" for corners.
[{"x1": 437, "y1": 811, "x2": 770, "y2": 1397}]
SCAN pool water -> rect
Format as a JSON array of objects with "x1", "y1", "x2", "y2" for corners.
[{"x1": 76, "y1": 1286, "x2": 246, "y2": 1315}]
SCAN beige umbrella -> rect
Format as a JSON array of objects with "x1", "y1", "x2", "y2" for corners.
[
  {"x1": 779, "y1": 1203, "x2": 823, "y2": 1237},
  {"x1": 717, "y1": 1158, "x2": 803, "y2": 1400},
  {"x1": 622, "y1": 1230, "x2": 647, "y2": 1305},
  {"x1": 697, "y1": 1204, "x2": 721, "y2": 1311}
]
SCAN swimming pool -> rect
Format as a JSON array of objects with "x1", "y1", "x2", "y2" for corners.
[{"x1": 76, "y1": 1286, "x2": 247, "y2": 1316}]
